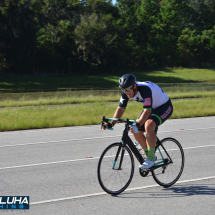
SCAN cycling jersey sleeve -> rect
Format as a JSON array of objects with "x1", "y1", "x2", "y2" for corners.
[
  {"x1": 138, "y1": 86, "x2": 153, "y2": 110},
  {"x1": 119, "y1": 91, "x2": 129, "y2": 109}
]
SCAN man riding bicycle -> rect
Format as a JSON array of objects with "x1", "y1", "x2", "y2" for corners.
[{"x1": 102, "y1": 74, "x2": 173, "y2": 169}]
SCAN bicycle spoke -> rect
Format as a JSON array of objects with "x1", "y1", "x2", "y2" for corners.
[
  {"x1": 152, "y1": 138, "x2": 184, "y2": 187},
  {"x1": 97, "y1": 143, "x2": 134, "y2": 195}
]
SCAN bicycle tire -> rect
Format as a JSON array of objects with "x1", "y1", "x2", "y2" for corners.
[
  {"x1": 97, "y1": 142, "x2": 135, "y2": 195},
  {"x1": 151, "y1": 137, "x2": 185, "y2": 187}
]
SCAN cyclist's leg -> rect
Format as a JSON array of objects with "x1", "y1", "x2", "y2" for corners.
[
  {"x1": 131, "y1": 130, "x2": 147, "y2": 149},
  {"x1": 145, "y1": 98, "x2": 173, "y2": 154},
  {"x1": 130, "y1": 111, "x2": 147, "y2": 152},
  {"x1": 140, "y1": 99, "x2": 173, "y2": 168},
  {"x1": 149, "y1": 99, "x2": 173, "y2": 128},
  {"x1": 143, "y1": 119, "x2": 157, "y2": 164},
  {"x1": 145, "y1": 119, "x2": 157, "y2": 149},
  {"x1": 133, "y1": 111, "x2": 156, "y2": 152}
]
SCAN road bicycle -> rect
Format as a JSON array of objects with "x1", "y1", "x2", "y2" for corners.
[{"x1": 97, "y1": 116, "x2": 185, "y2": 195}]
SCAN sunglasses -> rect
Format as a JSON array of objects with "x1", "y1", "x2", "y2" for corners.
[{"x1": 123, "y1": 86, "x2": 133, "y2": 92}]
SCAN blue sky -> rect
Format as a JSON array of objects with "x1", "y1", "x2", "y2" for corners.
[{"x1": 112, "y1": 0, "x2": 116, "y2": 5}]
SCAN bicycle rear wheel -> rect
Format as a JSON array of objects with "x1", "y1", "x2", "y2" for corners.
[
  {"x1": 97, "y1": 142, "x2": 134, "y2": 195},
  {"x1": 151, "y1": 138, "x2": 184, "y2": 187}
]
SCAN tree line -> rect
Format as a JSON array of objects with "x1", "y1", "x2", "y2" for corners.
[{"x1": 0, "y1": 0, "x2": 215, "y2": 75}]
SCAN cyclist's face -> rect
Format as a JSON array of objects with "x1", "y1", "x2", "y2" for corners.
[{"x1": 124, "y1": 87, "x2": 134, "y2": 98}]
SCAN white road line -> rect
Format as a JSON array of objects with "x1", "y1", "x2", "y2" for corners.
[
  {"x1": 0, "y1": 125, "x2": 98, "y2": 136},
  {"x1": 30, "y1": 176, "x2": 215, "y2": 205},
  {"x1": 0, "y1": 127, "x2": 215, "y2": 148},
  {"x1": 0, "y1": 135, "x2": 122, "y2": 148},
  {"x1": 0, "y1": 144, "x2": 215, "y2": 170},
  {"x1": 0, "y1": 157, "x2": 100, "y2": 170}
]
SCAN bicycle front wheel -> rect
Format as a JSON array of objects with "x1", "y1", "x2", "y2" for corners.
[
  {"x1": 152, "y1": 138, "x2": 185, "y2": 187},
  {"x1": 97, "y1": 142, "x2": 134, "y2": 195}
]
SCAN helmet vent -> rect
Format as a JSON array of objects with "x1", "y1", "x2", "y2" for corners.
[{"x1": 119, "y1": 74, "x2": 136, "y2": 90}]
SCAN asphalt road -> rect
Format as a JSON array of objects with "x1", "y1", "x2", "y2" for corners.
[{"x1": 0, "y1": 116, "x2": 215, "y2": 214}]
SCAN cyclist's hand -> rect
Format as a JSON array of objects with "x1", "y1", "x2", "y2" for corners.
[
  {"x1": 102, "y1": 123, "x2": 108, "y2": 130},
  {"x1": 130, "y1": 125, "x2": 139, "y2": 134},
  {"x1": 101, "y1": 122, "x2": 115, "y2": 130}
]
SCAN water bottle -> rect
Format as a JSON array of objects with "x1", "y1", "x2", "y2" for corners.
[{"x1": 134, "y1": 141, "x2": 144, "y2": 156}]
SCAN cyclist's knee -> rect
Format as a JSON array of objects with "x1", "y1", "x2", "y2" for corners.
[{"x1": 145, "y1": 120, "x2": 156, "y2": 134}]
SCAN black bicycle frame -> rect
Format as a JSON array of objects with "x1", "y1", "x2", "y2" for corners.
[
  {"x1": 102, "y1": 116, "x2": 173, "y2": 171},
  {"x1": 121, "y1": 120, "x2": 144, "y2": 164},
  {"x1": 152, "y1": 137, "x2": 173, "y2": 170},
  {"x1": 118, "y1": 120, "x2": 173, "y2": 171}
]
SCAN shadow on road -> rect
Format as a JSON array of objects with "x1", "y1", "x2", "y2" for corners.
[
  {"x1": 165, "y1": 184, "x2": 215, "y2": 196},
  {"x1": 112, "y1": 183, "x2": 215, "y2": 199}
]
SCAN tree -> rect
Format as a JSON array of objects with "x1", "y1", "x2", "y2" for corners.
[
  {"x1": 115, "y1": 0, "x2": 146, "y2": 69},
  {"x1": 35, "y1": 0, "x2": 82, "y2": 74},
  {"x1": 0, "y1": 0, "x2": 41, "y2": 74},
  {"x1": 75, "y1": 13, "x2": 118, "y2": 72},
  {"x1": 190, "y1": 0, "x2": 215, "y2": 31},
  {"x1": 178, "y1": 26, "x2": 215, "y2": 67},
  {"x1": 136, "y1": 0, "x2": 161, "y2": 69},
  {"x1": 159, "y1": 0, "x2": 191, "y2": 66}
]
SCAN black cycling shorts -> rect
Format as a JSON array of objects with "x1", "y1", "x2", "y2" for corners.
[{"x1": 137, "y1": 99, "x2": 173, "y2": 131}]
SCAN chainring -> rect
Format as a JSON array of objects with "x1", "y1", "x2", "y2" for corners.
[{"x1": 139, "y1": 168, "x2": 150, "y2": 177}]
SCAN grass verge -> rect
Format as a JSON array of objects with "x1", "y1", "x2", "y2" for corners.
[
  {"x1": 0, "y1": 68, "x2": 215, "y2": 92},
  {"x1": 0, "y1": 90, "x2": 215, "y2": 108},
  {"x1": 0, "y1": 97, "x2": 214, "y2": 131}
]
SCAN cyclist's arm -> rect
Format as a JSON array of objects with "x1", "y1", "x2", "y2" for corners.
[
  {"x1": 112, "y1": 106, "x2": 125, "y2": 126},
  {"x1": 102, "y1": 92, "x2": 127, "y2": 130},
  {"x1": 111, "y1": 91, "x2": 128, "y2": 126},
  {"x1": 137, "y1": 85, "x2": 153, "y2": 125},
  {"x1": 102, "y1": 107, "x2": 125, "y2": 130}
]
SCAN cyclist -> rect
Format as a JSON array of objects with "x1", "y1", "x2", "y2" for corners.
[{"x1": 102, "y1": 74, "x2": 173, "y2": 169}]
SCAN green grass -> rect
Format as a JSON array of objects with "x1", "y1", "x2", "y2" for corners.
[
  {"x1": 0, "y1": 90, "x2": 214, "y2": 108},
  {"x1": 0, "y1": 68, "x2": 215, "y2": 92},
  {"x1": 0, "y1": 68, "x2": 214, "y2": 108},
  {"x1": 141, "y1": 68, "x2": 215, "y2": 83},
  {"x1": 0, "y1": 97, "x2": 214, "y2": 131},
  {"x1": 0, "y1": 91, "x2": 122, "y2": 107},
  {"x1": 168, "y1": 90, "x2": 215, "y2": 99},
  {"x1": 0, "y1": 68, "x2": 214, "y2": 131}
]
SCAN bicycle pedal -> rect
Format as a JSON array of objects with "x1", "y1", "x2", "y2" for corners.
[
  {"x1": 140, "y1": 167, "x2": 151, "y2": 171},
  {"x1": 140, "y1": 167, "x2": 149, "y2": 172}
]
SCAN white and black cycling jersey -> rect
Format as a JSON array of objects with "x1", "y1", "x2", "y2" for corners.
[{"x1": 119, "y1": 81, "x2": 169, "y2": 110}]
